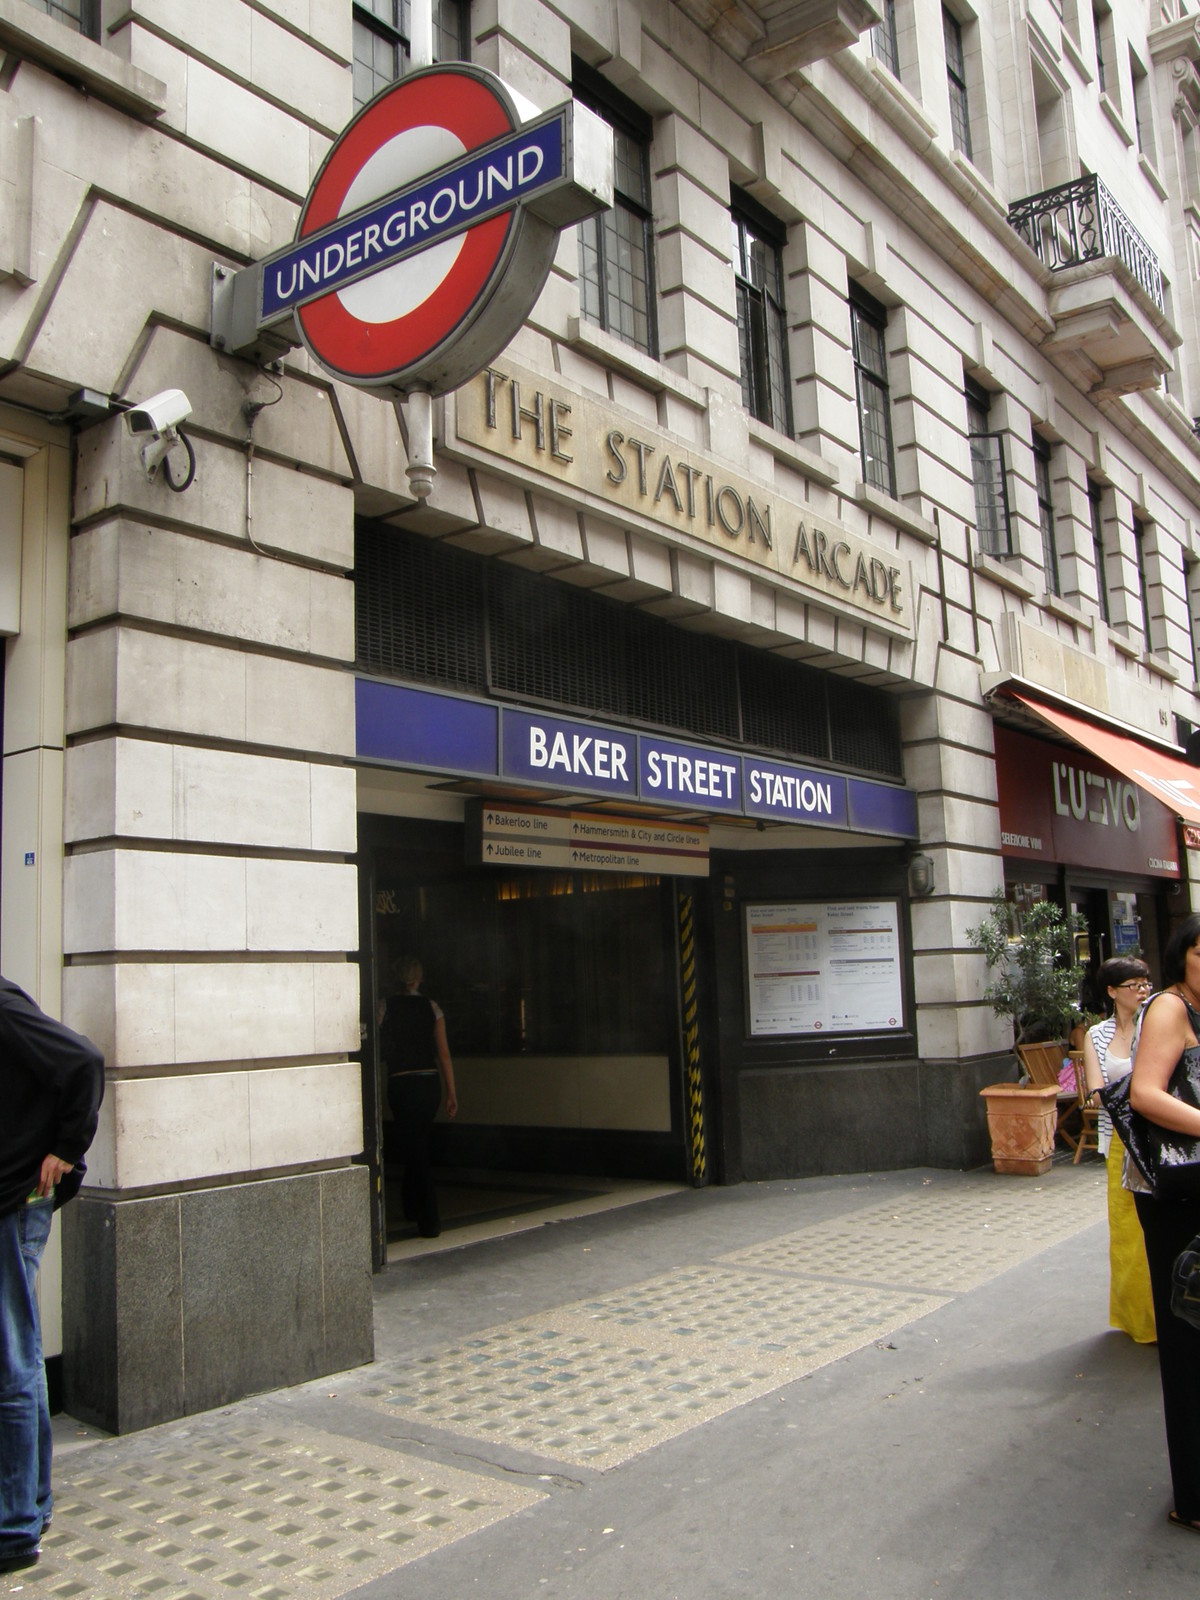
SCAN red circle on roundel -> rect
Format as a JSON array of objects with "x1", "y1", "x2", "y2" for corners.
[{"x1": 297, "y1": 71, "x2": 517, "y2": 384}]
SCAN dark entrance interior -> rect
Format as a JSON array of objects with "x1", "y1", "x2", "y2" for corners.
[{"x1": 360, "y1": 816, "x2": 688, "y2": 1255}]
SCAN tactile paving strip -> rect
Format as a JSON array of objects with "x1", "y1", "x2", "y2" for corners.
[
  {"x1": 723, "y1": 1174, "x2": 1106, "y2": 1293},
  {"x1": 359, "y1": 1169, "x2": 1104, "y2": 1471},
  {"x1": 359, "y1": 1269, "x2": 947, "y2": 1470},
  {"x1": 15, "y1": 1420, "x2": 543, "y2": 1600},
  {"x1": 362, "y1": 1323, "x2": 792, "y2": 1469},
  {"x1": 562, "y1": 1265, "x2": 943, "y2": 1360}
]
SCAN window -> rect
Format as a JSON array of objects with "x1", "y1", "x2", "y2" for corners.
[
  {"x1": 966, "y1": 381, "x2": 1011, "y2": 555},
  {"x1": 574, "y1": 63, "x2": 655, "y2": 357},
  {"x1": 943, "y1": 7, "x2": 972, "y2": 159},
  {"x1": 1088, "y1": 480, "x2": 1110, "y2": 623},
  {"x1": 353, "y1": 0, "x2": 409, "y2": 107},
  {"x1": 1133, "y1": 516, "x2": 1154, "y2": 649},
  {"x1": 850, "y1": 285, "x2": 896, "y2": 497},
  {"x1": 1185, "y1": 557, "x2": 1200, "y2": 682},
  {"x1": 872, "y1": 0, "x2": 900, "y2": 77},
  {"x1": 1131, "y1": 51, "x2": 1156, "y2": 165},
  {"x1": 1093, "y1": 5, "x2": 1113, "y2": 99},
  {"x1": 1033, "y1": 435, "x2": 1060, "y2": 596},
  {"x1": 731, "y1": 191, "x2": 791, "y2": 434},
  {"x1": 22, "y1": 0, "x2": 98, "y2": 35},
  {"x1": 352, "y1": 1, "x2": 467, "y2": 111}
]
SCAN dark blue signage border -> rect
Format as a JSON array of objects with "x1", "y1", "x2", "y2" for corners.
[{"x1": 356, "y1": 677, "x2": 918, "y2": 838}]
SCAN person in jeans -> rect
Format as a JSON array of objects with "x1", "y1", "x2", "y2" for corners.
[{"x1": 0, "y1": 978, "x2": 104, "y2": 1574}]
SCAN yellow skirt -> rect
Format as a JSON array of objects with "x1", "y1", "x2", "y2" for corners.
[{"x1": 1107, "y1": 1131, "x2": 1156, "y2": 1344}]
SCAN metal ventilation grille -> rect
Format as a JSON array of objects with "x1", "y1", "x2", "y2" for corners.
[
  {"x1": 627, "y1": 612, "x2": 739, "y2": 742},
  {"x1": 828, "y1": 674, "x2": 903, "y2": 778},
  {"x1": 487, "y1": 564, "x2": 740, "y2": 741},
  {"x1": 356, "y1": 525, "x2": 485, "y2": 690},
  {"x1": 740, "y1": 649, "x2": 829, "y2": 762},
  {"x1": 355, "y1": 522, "x2": 903, "y2": 779},
  {"x1": 488, "y1": 563, "x2": 622, "y2": 715}
]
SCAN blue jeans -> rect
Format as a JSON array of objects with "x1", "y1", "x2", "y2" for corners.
[{"x1": 0, "y1": 1200, "x2": 53, "y2": 1555}]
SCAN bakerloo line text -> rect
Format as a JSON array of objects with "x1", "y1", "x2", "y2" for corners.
[{"x1": 604, "y1": 431, "x2": 904, "y2": 615}]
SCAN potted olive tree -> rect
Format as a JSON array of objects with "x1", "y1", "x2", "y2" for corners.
[{"x1": 968, "y1": 893, "x2": 1084, "y2": 1175}]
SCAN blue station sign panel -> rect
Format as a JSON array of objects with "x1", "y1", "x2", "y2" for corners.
[
  {"x1": 501, "y1": 708, "x2": 637, "y2": 798},
  {"x1": 743, "y1": 757, "x2": 850, "y2": 828},
  {"x1": 640, "y1": 736, "x2": 742, "y2": 813},
  {"x1": 848, "y1": 775, "x2": 919, "y2": 838},
  {"x1": 356, "y1": 679, "x2": 497, "y2": 775},
  {"x1": 357, "y1": 679, "x2": 918, "y2": 838}
]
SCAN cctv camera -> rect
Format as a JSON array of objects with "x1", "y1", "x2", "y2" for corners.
[
  {"x1": 123, "y1": 389, "x2": 196, "y2": 489},
  {"x1": 125, "y1": 389, "x2": 192, "y2": 438}
]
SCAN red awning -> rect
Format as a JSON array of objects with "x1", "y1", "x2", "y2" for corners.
[{"x1": 1009, "y1": 691, "x2": 1200, "y2": 826}]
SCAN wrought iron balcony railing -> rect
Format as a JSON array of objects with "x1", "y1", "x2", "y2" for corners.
[{"x1": 1007, "y1": 174, "x2": 1164, "y2": 315}]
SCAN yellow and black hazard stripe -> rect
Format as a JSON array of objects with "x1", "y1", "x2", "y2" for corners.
[{"x1": 678, "y1": 890, "x2": 708, "y2": 1185}]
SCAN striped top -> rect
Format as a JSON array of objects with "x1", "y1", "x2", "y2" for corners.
[{"x1": 1087, "y1": 1015, "x2": 1126, "y2": 1156}]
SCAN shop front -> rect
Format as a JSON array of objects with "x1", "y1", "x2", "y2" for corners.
[{"x1": 992, "y1": 701, "x2": 1190, "y2": 1000}]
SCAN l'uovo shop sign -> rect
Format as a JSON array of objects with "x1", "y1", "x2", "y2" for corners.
[{"x1": 212, "y1": 63, "x2": 612, "y2": 392}]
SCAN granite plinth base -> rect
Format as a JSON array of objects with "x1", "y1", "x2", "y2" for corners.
[{"x1": 60, "y1": 1166, "x2": 373, "y2": 1434}]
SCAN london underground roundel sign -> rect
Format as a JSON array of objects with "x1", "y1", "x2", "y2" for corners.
[{"x1": 250, "y1": 65, "x2": 611, "y2": 398}]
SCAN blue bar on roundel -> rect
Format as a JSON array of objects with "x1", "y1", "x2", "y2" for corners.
[{"x1": 262, "y1": 119, "x2": 565, "y2": 321}]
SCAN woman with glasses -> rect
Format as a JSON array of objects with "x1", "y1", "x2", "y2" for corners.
[{"x1": 1082, "y1": 955, "x2": 1156, "y2": 1344}]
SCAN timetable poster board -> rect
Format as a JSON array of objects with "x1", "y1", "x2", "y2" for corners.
[{"x1": 745, "y1": 900, "x2": 904, "y2": 1036}]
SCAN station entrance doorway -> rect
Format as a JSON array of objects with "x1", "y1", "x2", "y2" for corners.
[{"x1": 361, "y1": 815, "x2": 692, "y2": 1262}]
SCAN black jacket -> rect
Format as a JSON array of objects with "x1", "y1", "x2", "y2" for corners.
[{"x1": 0, "y1": 976, "x2": 105, "y2": 1217}]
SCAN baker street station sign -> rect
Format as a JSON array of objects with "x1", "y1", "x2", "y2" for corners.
[{"x1": 451, "y1": 363, "x2": 912, "y2": 632}]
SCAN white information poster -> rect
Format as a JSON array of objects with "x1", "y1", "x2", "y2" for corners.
[{"x1": 745, "y1": 900, "x2": 904, "y2": 1036}]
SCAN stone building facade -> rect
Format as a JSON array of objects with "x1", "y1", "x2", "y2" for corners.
[{"x1": 3, "y1": 0, "x2": 1200, "y2": 1430}]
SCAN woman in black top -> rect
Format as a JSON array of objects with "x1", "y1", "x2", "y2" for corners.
[
  {"x1": 380, "y1": 958, "x2": 457, "y2": 1238},
  {"x1": 1129, "y1": 912, "x2": 1200, "y2": 1533}
]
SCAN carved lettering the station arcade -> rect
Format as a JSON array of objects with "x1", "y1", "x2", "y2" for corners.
[{"x1": 451, "y1": 364, "x2": 912, "y2": 631}]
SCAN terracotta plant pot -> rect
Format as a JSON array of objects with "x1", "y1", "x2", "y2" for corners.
[{"x1": 979, "y1": 1082, "x2": 1060, "y2": 1175}]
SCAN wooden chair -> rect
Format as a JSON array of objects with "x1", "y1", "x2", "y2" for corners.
[
  {"x1": 1070, "y1": 1052, "x2": 1100, "y2": 1164},
  {"x1": 1016, "y1": 1041, "x2": 1082, "y2": 1154}
]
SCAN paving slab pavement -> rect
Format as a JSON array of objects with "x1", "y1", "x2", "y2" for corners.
[{"x1": 6, "y1": 1162, "x2": 1196, "y2": 1600}]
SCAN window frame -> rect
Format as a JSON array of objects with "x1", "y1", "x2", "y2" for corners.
[
  {"x1": 1133, "y1": 515, "x2": 1154, "y2": 651},
  {"x1": 1185, "y1": 555, "x2": 1200, "y2": 684},
  {"x1": 850, "y1": 283, "x2": 897, "y2": 499},
  {"x1": 965, "y1": 380, "x2": 1012, "y2": 557},
  {"x1": 731, "y1": 187, "x2": 792, "y2": 436},
  {"x1": 352, "y1": 1, "x2": 467, "y2": 111},
  {"x1": 1093, "y1": 3, "x2": 1115, "y2": 103},
  {"x1": 573, "y1": 59, "x2": 657, "y2": 359},
  {"x1": 1033, "y1": 433, "x2": 1061, "y2": 598},
  {"x1": 943, "y1": 6, "x2": 973, "y2": 160},
  {"x1": 871, "y1": 0, "x2": 900, "y2": 77},
  {"x1": 1131, "y1": 49, "x2": 1157, "y2": 167},
  {"x1": 353, "y1": 0, "x2": 410, "y2": 110},
  {"x1": 1088, "y1": 479, "x2": 1110, "y2": 624},
  {"x1": 23, "y1": 0, "x2": 99, "y2": 37}
]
